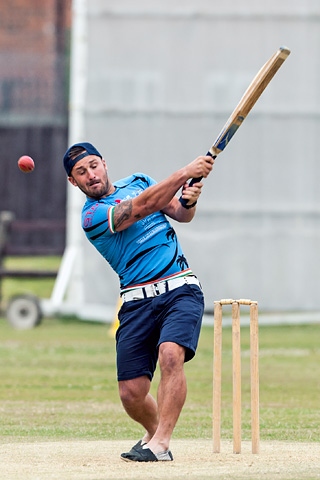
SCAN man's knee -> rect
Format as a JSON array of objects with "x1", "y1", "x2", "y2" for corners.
[
  {"x1": 158, "y1": 342, "x2": 185, "y2": 374},
  {"x1": 118, "y1": 376, "x2": 150, "y2": 407}
]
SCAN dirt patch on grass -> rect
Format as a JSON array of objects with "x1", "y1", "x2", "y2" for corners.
[{"x1": 1, "y1": 439, "x2": 319, "y2": 480}]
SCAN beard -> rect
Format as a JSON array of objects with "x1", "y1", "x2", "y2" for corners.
[{"x1": 78, "y1": 172, "x2": 113, "y2": 199}]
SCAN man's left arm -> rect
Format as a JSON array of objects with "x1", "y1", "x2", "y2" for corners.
[{"x1": 162, "y1": 181, "x2": 203, "y2": 222}]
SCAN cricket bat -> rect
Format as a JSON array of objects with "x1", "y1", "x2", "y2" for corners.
[{"x1": 180, "y1": 46, "x2": 291, "y2": 207}]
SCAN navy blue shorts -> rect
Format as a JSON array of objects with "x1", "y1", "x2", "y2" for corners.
[{"x1": 116, "y1": 283, "x2": 204, "y2": 382}]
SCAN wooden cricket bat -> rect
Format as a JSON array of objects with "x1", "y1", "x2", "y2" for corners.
[{"x1": 180, "y1": 46, "x2": 291, "y2": 207}]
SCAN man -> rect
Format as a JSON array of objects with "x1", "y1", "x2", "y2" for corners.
[{"x1": 63, "y1": 142, "x2": 214, "y2": 462}]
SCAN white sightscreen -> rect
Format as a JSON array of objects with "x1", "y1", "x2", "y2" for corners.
[{"x1": 60, "y1": 0, "x2": 320, "y2": 320}]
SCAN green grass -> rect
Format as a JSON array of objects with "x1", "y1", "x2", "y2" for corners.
[
  {"x1": 0, "y1": 256, "x2": 61, "y2": 307},
  {"x1": 0, "y1": 314, "x2": 319, "y2": 444}
]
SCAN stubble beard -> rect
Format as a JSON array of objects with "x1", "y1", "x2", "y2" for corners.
[{"x1": 80, "y1": 172, "x2": 113, "y2": 199}]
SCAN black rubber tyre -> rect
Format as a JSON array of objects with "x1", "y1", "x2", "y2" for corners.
[{"x1": 6, "y1": 294, "x2": 43, "y2": 329}]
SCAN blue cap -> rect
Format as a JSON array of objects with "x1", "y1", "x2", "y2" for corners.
[{"x1": 63, "y1": 142, "x2": 102, "y2": 175}]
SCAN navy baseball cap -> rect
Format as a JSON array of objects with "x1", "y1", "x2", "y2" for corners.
[{"x1": 63, "y1": 142, "x2": 102, "y2": 175}]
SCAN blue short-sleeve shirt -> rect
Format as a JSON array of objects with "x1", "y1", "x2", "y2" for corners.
[{"x1": 81, "y1": 173, "x2": 190, "y2": 289}]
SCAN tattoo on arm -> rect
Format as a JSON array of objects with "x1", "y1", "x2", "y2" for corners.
[{"x1": 113, "y1": 199, "x2": 142, "y2": 230}]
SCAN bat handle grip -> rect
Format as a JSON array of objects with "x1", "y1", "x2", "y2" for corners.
[{"x1": 178, "y1": 151, "x2": 215, "y2": 208}]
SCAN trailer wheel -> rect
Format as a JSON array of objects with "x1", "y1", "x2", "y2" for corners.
[{"x1": 6, "y1": 295, "x2": 42, "y2": 329}]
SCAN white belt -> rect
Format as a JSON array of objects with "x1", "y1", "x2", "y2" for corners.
[{"x1": 121, "y1": 275, "x2": 201, "y2": 302}]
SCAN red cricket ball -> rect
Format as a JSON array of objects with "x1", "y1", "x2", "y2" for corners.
[{"x1": 18, "y1": 155, "x2": 35, "y2": 173}]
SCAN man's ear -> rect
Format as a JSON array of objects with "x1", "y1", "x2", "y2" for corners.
[{"x1": 68, "y1": 176, "x2": 78, "y2": 187}]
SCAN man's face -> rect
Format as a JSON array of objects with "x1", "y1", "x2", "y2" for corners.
[{"x1": 68, "y1": 155, "x2": 112, "y2": 199}]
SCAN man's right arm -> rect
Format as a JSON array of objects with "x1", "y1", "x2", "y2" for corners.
[{"x1": 111, "y1": 155, "x2": 214, "y2": 232}]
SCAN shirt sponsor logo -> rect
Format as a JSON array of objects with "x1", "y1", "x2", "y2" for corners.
[{"x1": 83, "y1": 202, "x2": 99, "y2": 227}]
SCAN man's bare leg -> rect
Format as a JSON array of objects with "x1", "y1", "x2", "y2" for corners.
[
  {"x1": 118, "y1": 376, "x2": 158, "y2": 443},
  {"x1": 145, "y1": 341, "x2": 186, "y2": 454},
  {"x1": 119, "y1": 342, "x2": 186, "y2": 458}
]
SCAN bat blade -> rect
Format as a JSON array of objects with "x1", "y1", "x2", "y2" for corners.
[
  {"x1": 179, "y1": 46, "x2": 290, "y2": 207},
  {"x1": 208, "y1": 46, "x2": 291, "y2": 158}
]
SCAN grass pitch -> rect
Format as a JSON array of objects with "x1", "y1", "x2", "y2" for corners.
[{"x1": 0, "y1": 314, "x2": 319, "y2": 444}]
